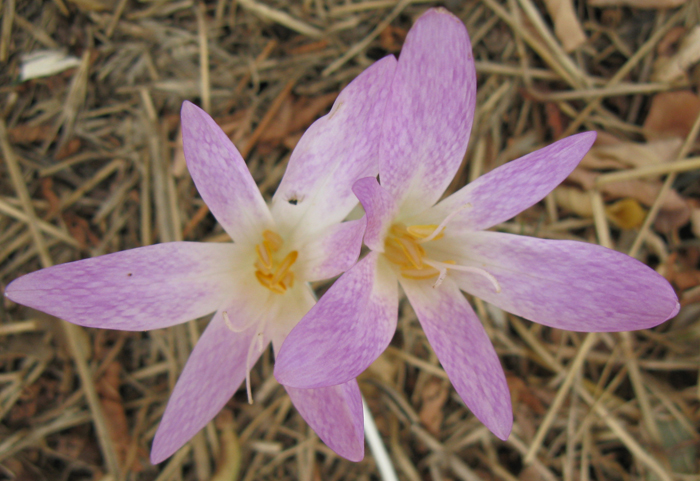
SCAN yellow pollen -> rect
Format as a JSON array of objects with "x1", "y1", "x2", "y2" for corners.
[
  {"x1": 406, "y1": 224, "x2": 445, "y2": 240},
  {"x1": 254, "y1": 231, "x2": 297, "y2": 293},
  {"x1": 395, "y1": 237, "x2": 424, "y2": 269}
]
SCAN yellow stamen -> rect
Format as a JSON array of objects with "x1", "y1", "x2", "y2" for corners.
[
  {"x1": 263, "y1": 230, "x2": 283, "y2": 251},
  {"x1": 395, "y1": 237, "x2": 423, "y2": 269},
  {"x1": 255, "y1": 242, "x2": 272, "y2": 270},
  {"x1": 384, "y1": 238, "x2": 412, "y2": 266},
  {"x1": 270, "y1": 251, "x2": 298, "y2": 287},
  {"x1": 255, "y1": 270, "x2": 273, "y2": 288},
  {"x1": 400, "y1": 265, "x2": 440, "y2": 280},
  {"x1": 283, "y1": 271, "x2": 294, "y2": 288},
  {"x1": 407, "y1": 224, "x2": 445, "y2": 240},
  {"x1": 389, "y1": 223, "x2": 408, "y2": 237},
  {"x1": 255, "y1": 259, "x2": 272, "y2": 275}
]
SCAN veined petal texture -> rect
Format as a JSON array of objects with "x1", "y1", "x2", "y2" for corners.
[
  {"x1": 274, "y1": 252, "x2": 398, "y2": 389},
  {"x1": 352, "y1": 177, "x2": 398, "y2": 252},
  {"x1": 286, "y1": 380, "x2": 364, "y2": 462},
  {"x1": 425, "y1": 132, "x2": 596, "y2": 232},
  {"x1": 446, "y1": 231, "x2": 680, "y2": 331},
  {"x1": 400, "y1": 276, "x2": 512, "y2": 440},
  {"x1": 380, "y1": 8, "x2": 475, "y2": 214},
  {"x1": 271, "y1": 55, "x2": 397, "y2": 237},
  {"x1": 181, "y1": 101, "x2": 273, "y2": 245},
  {"x1": 4, "y1": 242, "x2": 239, "y2": 330},
  {"x1": 293, "y1": 218, "x2": 366, "y2": 282},
  {"x1": 151, "y1": 309, "x2": 264, "y2": 463}
]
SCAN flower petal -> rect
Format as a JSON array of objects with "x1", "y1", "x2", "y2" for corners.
[
  {"x1": 424, "y1": 132, "x2": 596, "y2": 232},
  {"x1": 400, "y1": 276, "x2": 512, "y2": 440},
  {"x1": 151, "y1": 308, "x2": 264, "y2": 463},
  {"x1": 5, "y1": 242, "x2": 240, "y2": 330},
  {"x1": 181, "y1": 101, "x2": 273, "y2": 245},
  {"x1": 444, "y1": 231, "x2": 680, "y2": 331},
  {"x1": 352, "y1": 177, "x2": 398, "y2": 251},
  {"x1": 286, "y1": 380, "x2": 364, "y2": 462},
  {"x1": 380, "y1": 8, "x2": 475, "y2": 213},
  {"x1": 268, "y1": 282, "x2": 317, "y2": 355},
  {"x1": 271, "y1": 55, "x2": 397, "y2": 237},
  {"x1": 274, "y1": 252, "x2": 398, "y2": 388},
  {"x1": 293, "y1": 218, "x2": 366, "y2": 282}
]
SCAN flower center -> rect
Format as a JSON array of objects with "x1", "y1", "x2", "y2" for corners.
[
  {"x1": 384, "y1": 222, "x2": 501, "y2": 292},
  {"x1": 254, "y1": 230, "x2": 298, "y2": 294},
  {"x1": 384, "y1": 223, "x2": 447, "y2": 280}
]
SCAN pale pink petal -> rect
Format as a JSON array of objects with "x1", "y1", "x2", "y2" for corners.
[
  {"x1": 444, "y1": 231, "x2": 680, "y2": 331},
  {"x1": 400, "y1": 276, "x2": 512, "y2": 440},
  {"x1": 380, "y1": 9, "x2": 475, "y2": 214},
  {"x1": 274, "y1": 252, "x2": 398, "y2": 389},
  {"x1": 151, "y1": 308, "x2": 264, "y2": 463},
  {"x1": 5, "y1": 242, "x2": 240, "y2": 331},
  {"x1": 271, "y1": 56, "x2": 397, "y2": 236},
  {"x1": 286, "y1": 380, "x2": 364, "y2": 462},
  {"x1": 293, "y1": 218, "x2": 366, "y2": 282},
  {"x1": 423, "y1": 132, "x2": 596, "y2": 232},
  {"x1": 352, "y1": 177, "x2": 398, "y2": 251},
  {"x1": 181, "y1": 101, "x2": 273, "y2": 245}
]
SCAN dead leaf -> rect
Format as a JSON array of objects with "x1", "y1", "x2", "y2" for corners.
[
  {"x1": 588, "y1": 0, "x2": 687, "y2": 8},
  {"x1": 643, "y1": 90, "x2": 700, "y2": 140},
  {"x1": 690, "y1": 200, "x2": 700, "y2": 238},
  {"x1": 542, "y1": 0, "x2": 587, "y2": 52},
  {"x1": 545, "y1": 102, "x2": 564, "y2": 138},
  {"x1": 605, "y1": 198, "x2": 647, "y2": 229},
  {"x1": 652, "y1": 26, "x2": 700, "y2": 84},
  {"x1": 590, "y1": 137, "x2": 682, "y2": 168},
  {"x1": 554, "y1": 186, "x2": 593, "y2": 218},
  {"x1": 419, "y1": 380, "x2": 449, "y2": 436},
  {"x1": 212, "y1": 410, "x2": 242, "y2": 481}
]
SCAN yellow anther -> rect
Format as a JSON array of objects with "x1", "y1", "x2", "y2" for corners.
[
  {"x1": 389, "y1": 223, "x2": 408, "y2": 237},
  {"x1": 263, "y1": 230, "x2": 284, "y2": 251},
  {"x1": 384, "y1": 238, "x2": 412, "y2": 267},
  {"x1": 395, "y1": 237, "x2": 423, "y2": 269},
  {"x1": 270, "y1": 251, "x2": 298, "y2": 287},
  {"x1": 255, "y1": 242, "x2": 272, "y2": 270},
  {"x1": 407, "y1": 224, "x2": 445, "y2": 240},
  {"x1": 253, "y1": 231, "x2": 298, "y2": 294},
  {"x1": 400, "y1": 265, "x2": 440, "y2": 280}
]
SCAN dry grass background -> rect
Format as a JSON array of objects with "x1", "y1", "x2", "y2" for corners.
[{"x1": 1, "y1": 0, "x2": 700, "y2": 480}]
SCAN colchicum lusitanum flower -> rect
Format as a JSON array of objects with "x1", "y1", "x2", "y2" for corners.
[
  {"x1": 5, "y1": 54, "x2": 398, "y2": 462},
  {"x1": 274, "y1": 8, "x2": 680, "y2": 440}
]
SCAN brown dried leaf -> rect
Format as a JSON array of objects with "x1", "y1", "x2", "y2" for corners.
[
  {"x1": 643, "y1": 90, "x2": 700, "y2": 140},
  {"x1": 380, "y1": 25, "x2": 407, "y2": 53},
  {"x1": 419, "y1": 380, "x2": 449, "y2": 436},
  {"x1": 590, "y1": 137, "x2": 682, "y2": 168},
  {"x1": 542, "y1": 0, "x2": 587, "y2": 52},
  {"x1": 554, "y1": 186, "x2": 593, "y2": 218},
  {"x1": 652, "y1": 26, "x2": 700, "y2": 83}
]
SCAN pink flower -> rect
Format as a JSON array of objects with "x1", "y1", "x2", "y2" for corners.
[
  {"x1": 4, "y1": 55, "x2": 398, "y2": 462},
  {"x1": 274, "y1": 8, "x2": 680, "y2": 440}
]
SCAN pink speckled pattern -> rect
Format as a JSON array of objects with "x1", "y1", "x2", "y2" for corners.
[
  {"x1": 271, "y1": 55, "x2": 397, "y2": 236},
  {"x1": 151, "y1": 310, "x2": 263, "y2": 463},
  {"x1": 400, "y1": 276, "x2": 512, "y2": 439},
  {"x1": 286, "y1": 379, "x2": 364, "y2": 462},
  {"x1": 352, "y1": 177, "x2": 398, "y2": 252},
  {"x1": 294, "y1": 218, "x2": 366, "y2": 282},
  {"x1": 181, "y1": 101, "x2": 273, "y2": 245},
  {"x1": 380, "y1": 9, "x2": 475, "y2": 215},
  {"x1": 4, "y1": 242, "x2": 238, "y2": 330},
  {"x1": 423, "y1": 132, "x2": 596, "y2": 231},
  {"x1": 445, "y1": 231, "x2": 680, "y2": 331},
  {"x1": 274, "y1": 252, "x2": 398, "y2": 389}
]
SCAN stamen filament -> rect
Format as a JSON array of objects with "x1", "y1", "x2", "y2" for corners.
[
  {"x1": 407, "y1": 224, "x2": 445, "y2": 240},
  {"x1": 423, "y1": 259, "x2": 501, "y2": 293},
  {"x1": 417, "y1": 202, "x2": 472, "y2": 243},
  {"x1": 395, "y1": 237, "x2": 423, "y2": 269},
  {"x1": 222, "y1": 310, "x2": 259, "y2": 333}
]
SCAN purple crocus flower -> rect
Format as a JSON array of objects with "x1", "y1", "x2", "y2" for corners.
[
  {"x1": 274, "y1": 8, "x2": 680, "y2": 440},
  {"x1": 4, "y1": 55, "x2": 398, "y2": 462}
]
